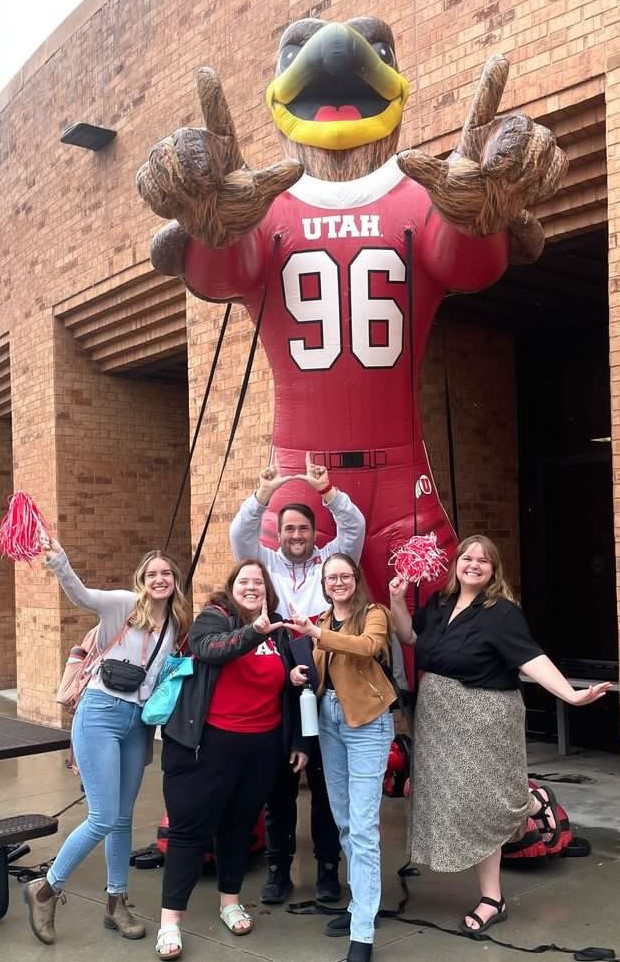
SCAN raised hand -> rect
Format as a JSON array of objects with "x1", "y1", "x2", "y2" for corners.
[
  {"x1": 252, "y1": 599, "x2": 283, "y2": 635},
  {"x1": 285, "y1": 603, "x2": 320, "y2": 639},
  {"x1": 388, "y1": 574, "x2": 408, "y2": 602},
  {"x1": 256, "y1": 455, "x2": 296, "y2": 506},
  {"x1": 397, "y1": 55, "x2": 567, "y2": 262},
  {"x1": 136, "y1": 68, "x2": 304, "y2": 250},
  {"x1": 297, "y1": 452, "x2": 333, "y2": 495},
  {"x1": 43, "y1": 536, "x2": 63, "y2": 562}
]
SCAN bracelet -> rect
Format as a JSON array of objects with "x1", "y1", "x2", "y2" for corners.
[{"x1": 318, "y1": 483, "x2": 333, "y2": 496}]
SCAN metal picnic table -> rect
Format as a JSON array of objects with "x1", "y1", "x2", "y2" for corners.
[
  {"x1": 0, "y1": 713, "x2": 71, "y2": 919},
  {"x1": 0, "y1": 713, "x2": 70, "y2": 760}
]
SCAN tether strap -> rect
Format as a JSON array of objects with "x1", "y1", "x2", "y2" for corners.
[
  {"x1": 183, "y1": 236, "x2": 280, "y2": 592},
  {"x1": 165, "y1": 302, "x2": 232, "y2": 550},
  {"x1": 52, "y1": 794, "x2": 86, "y2": 819},
  {"x1": 405, "y1": 229, "x2": 419, "y2": 610},
  {"x1": 287, "y1": 884, "x2": 615, "y2": 960},
  {"x1": 387, "y1": 867, "x2": 614, "y2": 960},
  {"x1": 442, "y1": 324, "x2": 459, "y2": 535}
]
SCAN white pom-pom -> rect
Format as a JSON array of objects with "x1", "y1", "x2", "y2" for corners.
[{"x1": 389, "y1": 532, "x2": 448, "y2": 586}]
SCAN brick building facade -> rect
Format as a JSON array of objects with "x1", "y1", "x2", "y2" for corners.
[{"x1": 0, "y1": 0, "x2": 617, "y2": 743}]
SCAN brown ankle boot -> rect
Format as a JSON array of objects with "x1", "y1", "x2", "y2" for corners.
[
  {"x1": 23, "y1": 878, "x2": 65, "y2": 944},
  {"x1": 104, "y1": 894, "x2": 146, "y2": 940}
]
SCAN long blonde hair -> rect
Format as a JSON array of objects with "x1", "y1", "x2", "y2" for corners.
[
  {"x1": 441, "y1": 535, "x2": 516, "y2": 609},
  {"x1": 129, "y1": 550, "x2": 191, "y2": 634}
]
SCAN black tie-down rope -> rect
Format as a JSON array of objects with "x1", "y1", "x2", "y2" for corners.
[
  {"x1": 181, "y1": 236, "x2": 279, "y2": 592},
  {"x1": 164, "y1": 301, "x2": 233, "y2": 551},
  {"x1": 10, "y1": 793, "x2": 88, "y2": 883},
  {"x1": 287, "y1": 862, "x2": 615, "y2": 960}
]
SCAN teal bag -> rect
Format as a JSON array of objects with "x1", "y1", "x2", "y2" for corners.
[{"x1": 141, "y1": 654, "x2": 193, "y2": 726}]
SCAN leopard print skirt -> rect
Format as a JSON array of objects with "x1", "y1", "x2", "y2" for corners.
[{"x1": 409, "y1": 672, "x2": 530, "y2": 872}]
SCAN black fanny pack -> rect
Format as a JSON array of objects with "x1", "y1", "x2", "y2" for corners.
[
  {"x1": 100, "y1": 659, "x2": 147, "y2": 693},
  {"x1": 100, "y1": 613, "x2": 170, "y2": 694}
]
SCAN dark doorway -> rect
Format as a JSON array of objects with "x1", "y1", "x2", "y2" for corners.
[
  {"x1": 442, "y1": 228, "x2": 617, "y2": 751},
  {"x1": 517, "y1": 311, "x2": 618, "y2": 751}
]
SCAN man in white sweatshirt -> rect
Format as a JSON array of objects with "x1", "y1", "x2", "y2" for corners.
[{"x1": 230, "y1": 454, "x2": 365, "y2": 904}]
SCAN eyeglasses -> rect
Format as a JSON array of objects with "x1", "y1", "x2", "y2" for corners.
[{"x1": 324, "y1": 573, "x2": 355, "y2": 585}]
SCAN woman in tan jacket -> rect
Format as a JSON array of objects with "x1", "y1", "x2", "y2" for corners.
[{"x1": 287, "y1": 552, "x2": 396, "y2": 962}]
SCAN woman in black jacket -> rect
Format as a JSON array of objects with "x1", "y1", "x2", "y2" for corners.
[{"x1": 155, "y1": 559, "x2": 308, "y2": 960}]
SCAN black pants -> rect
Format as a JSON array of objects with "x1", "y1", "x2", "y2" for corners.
[
  {"x1": 265, "y1": 737, "x2": 340, "y2": 867},
  {"x1": 162, "y1": 724, "x2": 281, "y2": 910}
]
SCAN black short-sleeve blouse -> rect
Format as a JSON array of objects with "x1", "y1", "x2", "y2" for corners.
[{"x1": 414, "y1": 592, "x2": 543, "y2": 690}]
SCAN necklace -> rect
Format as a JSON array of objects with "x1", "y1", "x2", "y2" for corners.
[{"x1": 453, "y1": 599, "x2": 474, "y2": 612}]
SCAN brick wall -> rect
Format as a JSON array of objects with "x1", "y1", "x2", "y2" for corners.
[
  {"x1": 14, "y1": 320, "x2": 191, "y2": 725},
  {"x1": 0, "y1": 0, "x2": 618, "y2": 717}
]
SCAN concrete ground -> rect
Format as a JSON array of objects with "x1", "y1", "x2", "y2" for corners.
[{"x1": 1, "y1": 692, "x2": 619, "y2": 962}]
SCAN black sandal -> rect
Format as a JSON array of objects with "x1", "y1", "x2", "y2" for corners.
[
  {"x1": 530, "y1": 786, "x2": 561, "y2": 847},
  {"x1": 459, "y1": 895, "x2": 507, "y2": 935}
]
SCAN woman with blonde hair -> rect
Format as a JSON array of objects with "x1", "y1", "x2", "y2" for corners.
[
  {"x1": 288, "y1": 552, "x2": 397, "y2": 962},
  {"x1": 390, "y1": 534, "x2": 610, "y2": 936},
  {"x1": 23, "y1": 538, "x2": 190, "y2": 947}
]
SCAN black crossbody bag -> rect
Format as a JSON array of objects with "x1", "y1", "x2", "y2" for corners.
[{"x1": 100, "y1": 613, "x2": 170, "y2": 693}]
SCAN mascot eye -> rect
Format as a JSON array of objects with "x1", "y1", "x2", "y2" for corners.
[
  {"x1": 372, "y1": 42, "x2": 396, "y2": 67},
  {"x1": 278, "y1": 44, "x2": 302, "y2": 73}
]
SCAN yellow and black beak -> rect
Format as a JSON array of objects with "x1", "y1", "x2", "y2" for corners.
[{"x1": 266, "y1": 22, "x2": 409, "y2": 151}]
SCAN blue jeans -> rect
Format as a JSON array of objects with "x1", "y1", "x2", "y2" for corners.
[
  {"x1": 319, "y1": 692, "x2": 394, "y2": 943},
  {"x1": 48, "y1": 689, "x2": 149, "y2": 894}
]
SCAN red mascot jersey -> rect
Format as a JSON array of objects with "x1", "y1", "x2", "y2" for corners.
[{"x1": 185, "y1": 157, "x2": 508, "y2": 603}]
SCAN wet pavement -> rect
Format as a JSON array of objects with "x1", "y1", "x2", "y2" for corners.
[{"x1": 1, "y1": 691, "x2": 619, "y2": 962}]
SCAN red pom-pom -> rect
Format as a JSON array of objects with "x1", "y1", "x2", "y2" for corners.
[
  {"x1": 0, "y1": 492, "x2": 52, "y2": 563},
  {"x1": 389, "y1": 532, "x2": 448, "y2": 587}
]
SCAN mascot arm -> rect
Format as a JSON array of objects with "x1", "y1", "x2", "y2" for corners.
[
  {"x1": 184, "y1": 231, "x2": 266, "y2": 302},
  {"x1": 398, "y1": 54, "x2": 567, "y2": 266},
  {"x1": 419, "y1": 206, "x2": 508, "y2": 291},
  {"x1": 137, "y1": 68, "x2": 303, "y2": 253},
  {"x1": 319, "y1": 491, "x2": 366, "y2": 565}
]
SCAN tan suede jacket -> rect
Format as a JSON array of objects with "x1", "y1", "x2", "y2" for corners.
[{"x1": 313, "y1": 604, "x2": 396, "y2": 727}]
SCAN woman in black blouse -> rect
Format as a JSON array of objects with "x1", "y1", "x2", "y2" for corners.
[{"x1": 390, "y1": 534, "x2": 609, "y2": 936}]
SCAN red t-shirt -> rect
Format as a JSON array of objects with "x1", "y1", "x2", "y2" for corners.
[{"x1": 207, "y1": 637, "x2": 286, "y2": 733}]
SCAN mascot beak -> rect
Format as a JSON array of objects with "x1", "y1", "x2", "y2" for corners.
[{"x1": 266, "y1": 22, "x2": 409, "y2": 151}]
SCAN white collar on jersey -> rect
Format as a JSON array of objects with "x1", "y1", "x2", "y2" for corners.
[{"x1": 287, "y1": 155, "x2": 405, "y2": 210}]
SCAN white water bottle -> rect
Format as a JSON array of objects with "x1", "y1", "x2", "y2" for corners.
[{"x1": 300, "y1": 684, "x2": 319, "y2": 737}]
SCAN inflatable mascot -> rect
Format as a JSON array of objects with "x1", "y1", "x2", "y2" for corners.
[{"x1": 137, "y1": 17, "x2": 567, "y2": 601}]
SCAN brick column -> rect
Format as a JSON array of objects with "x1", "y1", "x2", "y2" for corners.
[{"x1": 13, "y1": 315, "x2": 191, "y2": 725}]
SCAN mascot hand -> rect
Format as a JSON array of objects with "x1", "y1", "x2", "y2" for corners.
[
  {"x1": 397, "y1": 55, "x2": 567, "y2": 263},
  {"x1": 136, "y1": 68, "x2": 304, "y2": 249}
]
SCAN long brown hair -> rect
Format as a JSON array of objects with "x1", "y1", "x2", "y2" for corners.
[
  {"x1": 441, "y1": 535, "x2": 515, "y2": 608},
  {"x1": 210, "y1": 559, "x2": 280, "y2": 623},
  {"x1": 321, "y1": 553, "x2": 391, "y2": 634},
  {"x1": 130, "y1": 550, "x2": 191, "y2": 633}
]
